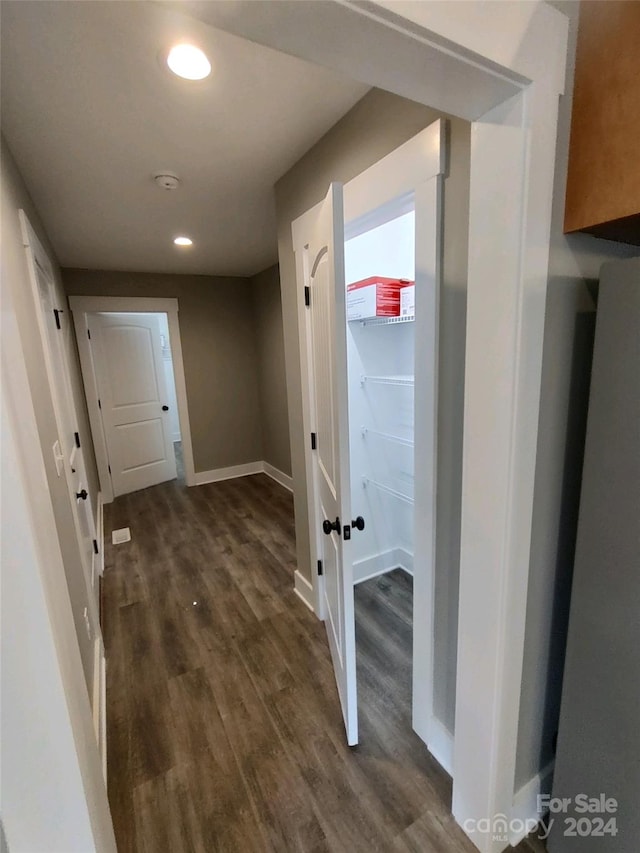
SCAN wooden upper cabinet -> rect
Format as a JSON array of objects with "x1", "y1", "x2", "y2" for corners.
[{"x1": 564, "y1": 1, "x2": 640, "y2": 245}]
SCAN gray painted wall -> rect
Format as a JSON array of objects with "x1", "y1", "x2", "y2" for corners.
[
  {"x1": 62, "y1": 270, "x2": 264, "y2": 474},
  {"x1": 515, "y1": 0, "x2": 639, "y2": 791},
  {"x1": 1, "y1": 136, "x2": 97, "y2": 694},
  {"x1": 250, "y1": 264, "x2": 291, "y2": 477},
  {"x1": 275, "y1": 88, "x2": 471, "y2": 733}
]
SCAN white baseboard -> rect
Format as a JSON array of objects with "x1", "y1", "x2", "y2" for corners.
[
  {"x1": 92, "y1": 639, "x2": 107, "y2": 783},
  {"x1": 428, "y1": 714, "x2": 454, "y2": 776},
  {"x1": 194, "y1": 461, "x2": 263, "y2": 486},
  {"x1": 193, "y1": 460, "x2": 294, "y2": 490},
  {"x1": 509, "y1": 760, "x2": 555, "y2": 847},
  {"x1": 262, "y1": 461, "x2": 293, "y2": 492},
  {"x1": 353, "y1": 547, "x2": 414, "y2": 584},
  {"x1": 294, "y1": 569, "x2": 314, "y2": 611},
  {"x1": 396, "y1": 547, "x2": 413, "y2": 575},
  {"x1": 354, "y1": 549, "x2": 397, "y2": 584}
]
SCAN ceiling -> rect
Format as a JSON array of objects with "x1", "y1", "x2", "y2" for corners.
[{"x1": 0, "y1": 1, "x2": 369, "y2": 277}]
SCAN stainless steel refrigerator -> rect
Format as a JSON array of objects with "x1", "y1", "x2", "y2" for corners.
[{"x1": 548, "y1": 256, "x2": 640, "y2": 852}]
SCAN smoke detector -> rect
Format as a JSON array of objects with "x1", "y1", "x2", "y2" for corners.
[{"x1": 154, "y1": 172, "x2": 180, "y2": 190}]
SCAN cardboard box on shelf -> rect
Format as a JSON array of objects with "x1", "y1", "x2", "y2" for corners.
[
  {"x1": 400, "y1": 282, "x2": 415, "y2": 318},
  {"x1": 346, "y1": 277, "x2": 413, "y2": 321}
]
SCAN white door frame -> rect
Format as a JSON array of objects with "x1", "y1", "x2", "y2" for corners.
[
  {"x1": 206, "y1": 3, "x2": 569, "y2": 851},
  {"x1": 69, "y1": 295, "x2": 196, "y2": 502},
  {"x1": 293, "y1": 118, "x2": 446, "y2": 759}
]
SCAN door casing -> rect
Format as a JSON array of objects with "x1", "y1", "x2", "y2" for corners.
[
  {"x1": 293, "y1": 118, "x2": 446, "y2": 762},
  {"x1": 69, "y1": 295, "x2": 195, "y2": 503},
  {"x1": 89, "y1": 312, "x2": 178, "y2": 497},
  {"x1": 237, "y1": 3, "x2": 570, "y2": 851}
]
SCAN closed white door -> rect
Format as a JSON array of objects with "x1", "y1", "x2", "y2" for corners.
[
  {"x1": 90, "y1": 313, "x2": 177, "y2": 496},
  {"x1": 29, "y1": 246, "x2": 100, "y2": 614},
  {"x1": 309, "y1": 184, "x2": 358, "y2": 745},
  {"x1": 70, "y1": 445, "x2": 99, "y2": 593}
]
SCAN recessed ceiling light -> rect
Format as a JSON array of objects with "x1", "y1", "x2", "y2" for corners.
[
  {"x1": 174, "y1": 236, "x2": 193, "y2": 247},
  {"x1": 167, "y1": 44, "x2": 211, "y2": 80}
]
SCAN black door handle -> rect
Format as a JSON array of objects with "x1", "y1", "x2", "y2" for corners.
[
  {"x1": 322, "y1": 517, "x2": 341, "y2": 535},
  {"x1": 76, "y1": 489, "x2": 88, "y2": 500},
  {"x1": 162, "y1": 405, "x2": 169, "y2": 411},
  {"x1": 351, "y1": 516, "x2": 365, "y2": 531}
]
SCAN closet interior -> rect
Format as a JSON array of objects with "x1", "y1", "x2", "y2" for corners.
[{"x1": 345, "y1": 203, "x2": 416, "y2": 722}]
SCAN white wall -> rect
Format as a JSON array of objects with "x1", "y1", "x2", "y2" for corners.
[{"x1": 1, "y1": 272, "x2": 116, "y2": 852}]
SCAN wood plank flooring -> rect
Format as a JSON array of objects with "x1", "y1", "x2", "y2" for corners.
[{"x1": 103, "y1": 473, "x2": 544, "y2": 852}]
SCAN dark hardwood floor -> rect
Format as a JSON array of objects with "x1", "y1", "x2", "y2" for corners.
[{"x1": 103, "y1": 473, "x2": 544, "y2": 852}]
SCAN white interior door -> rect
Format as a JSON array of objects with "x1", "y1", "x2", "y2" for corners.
[
  {"x1": 308, "y1": 184, "x2": 358, "y2": 745},
  {"x1": 90, "y1": 313, "x2": 177, "y2": 497},
  {"x1": 26, "y1": 234, "x2": 100, "y2": 615}
]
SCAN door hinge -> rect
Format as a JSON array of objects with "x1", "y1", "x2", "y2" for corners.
[
  {"x1": 53, "y1": 308, "x2": 62, "y2": 330},
  {"x1": 310, "y1": 432, "x2": 317, "y2": 450},
  {"x1": 87, "y1": 328, "x2": 91, "y2": 339},
  {"x1": 108, "y1": 464, "x2": 111, "y2": 474},
  {"x1": 317, "y1": 559, "x2": 323, "y2": 576},
  {"x1": 98, "y1": 399, "x2": 102, "y2": 409},
  {"x1": 93, "y1": 539, "x2": 99, "y2": 555},
  {"x1": 304, "y1": 285, "x2": 310, "y2": 307},
  {"x1": 74, "y1": 431, "x2": 81, "y2": 448}
]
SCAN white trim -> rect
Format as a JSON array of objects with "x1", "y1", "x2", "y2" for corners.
[
  {"x1": 166, "y1": 309, "x2": 195, "y2": 487},
  {"x1": 69, "y1": 295, "x2": 196, "y2": 497},
  {"x1": 193, "y1": 461, "x2": 263, "y2": 486},
  {"x1": 99, "y1": 652, "x2": 107, "y2": 784},
  {"x1": 68, "y1": 295, "x2": 178, "y2": 314},
  {"x1": 428, "y1": 714, "x2": 455, "y2": 777},
  {"x1": 353, "y1": 550, "x2": 398, "y2": 585},
  {"x1": 353, "y1": 548, "x2": 414, "y2": 584},
  {"x1": 262, "y1": 461, "x2": 293, "y2": 492},
  {"x1": 293, "y1": 570, "x2": 315, "y2": 611},
  {"x1": 96, "y1": 492, "x2": 105, "y2": 577},
  {"x1": 91, "y1": 639, "x2": 107, "y2": 783},
  {"x1": 509, "y1": 761, "x2": 554, "y2": 848},
  {"x1": 396, "y1": 547, "x2": 413, "y2": 575}
]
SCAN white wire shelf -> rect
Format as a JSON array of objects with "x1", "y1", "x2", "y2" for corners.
[
  {"x1": 361, "y1": 427, "x2": 414, "y2": 447},
  {"x1": 362, "y1": 476, "x2": 414, "y2": 505},
  {"x1": 360, "y1": 374, "x2": 414, "y2": 387},
  {"x1": 349, "y1": 314, "x2": 415, "y2": 327}
]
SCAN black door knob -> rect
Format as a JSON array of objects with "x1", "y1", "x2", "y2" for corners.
[
  {"x1": 351, "y1": 516, "x2": 365, "y2": 531},
  {"x1": 162, "y1": 405, "x2": 169, "y2": 411},
  {"x1": 322, "y1": 517, "x2": 341, "y2": 535},
  {"x1": 76, "y1": 489, "x2": 88, "y2": 501}
]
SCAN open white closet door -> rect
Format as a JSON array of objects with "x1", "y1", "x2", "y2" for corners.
[{"x1": 308, "y1": 184, "x2": 358, "y2": 745}]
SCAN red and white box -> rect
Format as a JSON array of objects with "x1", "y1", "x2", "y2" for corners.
[
  {"x1": 400, "y1": 280, "x2": 415, "y2": 317},
  {"x1": 346, "y1": 277, "x2": 409, "y2": 320}
]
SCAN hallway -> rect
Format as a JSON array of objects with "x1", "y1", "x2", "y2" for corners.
[{"x1": 103, "y1": 475, "x2": 538, "y2": 852}]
